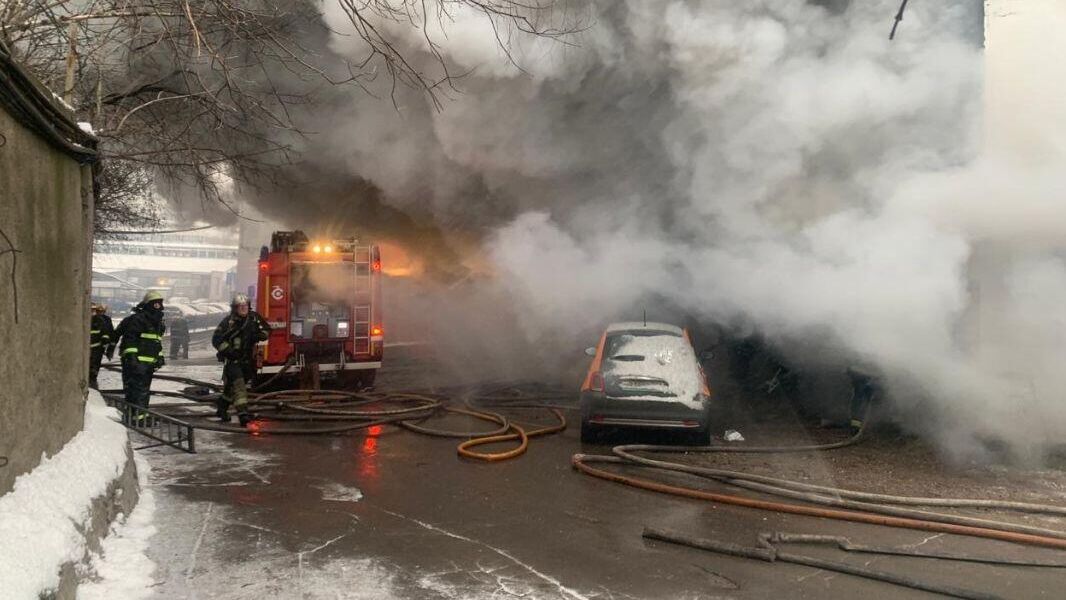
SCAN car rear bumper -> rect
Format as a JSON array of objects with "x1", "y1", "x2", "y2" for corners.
[{"x1": 580, "y1": 392, "x2": 710, "y2": 430}]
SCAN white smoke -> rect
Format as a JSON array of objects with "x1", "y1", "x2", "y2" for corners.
[{"x1": 298, "y1": 0, "x2": 1066, "y2": 460}]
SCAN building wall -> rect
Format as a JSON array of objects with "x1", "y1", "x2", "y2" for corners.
[
  {"x1": 0, "y1": 102, "x2": 94, "y2": 495},
  {"x1": 985, "y1": 0, "x2": 1066, "y2": 160},
  {"x1": 962, "y1": 0, "x2": 1066, "y2": 359}
]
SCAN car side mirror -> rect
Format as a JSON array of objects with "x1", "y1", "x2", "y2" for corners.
[
  {"x1": 584, "y1": 347, "x2": 597, "y2": 357},
  {"x1": 699, "y1": 349, "x2": 715, "y2": 361}
]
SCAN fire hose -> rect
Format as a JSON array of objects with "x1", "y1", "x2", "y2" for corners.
[
  {"x1": 572, "y1": 427, "x2": 1066, "y2": 551},
  {"x1": 99, "y1": 366, "x2": 568, "y2": 461},
  {"x1": 643, "y1": 527, "x2": 1004, "y2": 600},
  {"x1": 100, "y1": 366, "x2": 1066, "y2": 596},
  {"x1": 571, "y1": 427, "x2": 1066, "y2": 598}
]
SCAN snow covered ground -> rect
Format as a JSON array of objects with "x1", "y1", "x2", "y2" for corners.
[
  {"x1": 0, "y1": 391, "x2": 134, "y2": 599},
  {"x1": 78, "y1": 457, "x2": 157, "y2": 600}
]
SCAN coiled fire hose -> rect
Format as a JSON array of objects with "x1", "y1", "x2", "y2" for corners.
[{"x1": 99, "y1": 366, "x2": 568, "y2": 461}]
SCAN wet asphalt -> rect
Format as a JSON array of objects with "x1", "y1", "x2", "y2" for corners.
[{"x1": 122, "y1": 344, "x2": 1065, "y2": 600}]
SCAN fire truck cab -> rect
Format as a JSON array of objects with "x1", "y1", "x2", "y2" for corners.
[{"x1": 256, "y1": 231, "x2": 383, "y2": 388}]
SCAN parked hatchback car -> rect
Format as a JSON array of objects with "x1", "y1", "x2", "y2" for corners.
[{"x1": 580, "y1": 322, "x2": 713, "y2": 443}]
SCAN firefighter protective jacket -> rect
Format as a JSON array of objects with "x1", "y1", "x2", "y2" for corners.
[
  {"x1": 212, "y1": 311, "x2": 271, "y2": 365},
  {"x1": 116, "y1": 305, "x2": 167, "y2": 367},
  {"x1": 90, "y1": 313, "x2": 116, "y2": 355},
  {"x1": 171, "y1": 315, "x2": 190, "y2": 338}
]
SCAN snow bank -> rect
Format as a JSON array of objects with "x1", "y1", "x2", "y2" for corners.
[
  {"x1": 0, "y1": 390, "x2": 133, "y2": 599},
  {"x1": 78, "y1": 456, "x2": 156, "y2": 600}
]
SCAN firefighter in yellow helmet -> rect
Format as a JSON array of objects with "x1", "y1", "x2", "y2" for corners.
[
  {"x1": 114, "y1": 291, "x2": 166, "y2": 412},
  {"x1": 88, "y1": 303, "x2": 116, "y2": 389},
  {"x1": 212, "y1": 293, "x2": 270, "y2": 426}
]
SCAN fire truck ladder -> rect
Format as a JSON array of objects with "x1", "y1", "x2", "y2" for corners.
[
  {"x1": 352, "y1": 245, "x2": 373, "y2": 356},
  {"x1": 102, "y1": 394, "x2": 196, "y2": 453}
]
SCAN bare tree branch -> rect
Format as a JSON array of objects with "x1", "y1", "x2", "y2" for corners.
[
  {"x1": 3, "y1": 0, "x2": 586, "y2": 232},
  {"x1": 890, "y1": 0, "x2": 910, "y2": 40},
  {"x1": 99, "y1": 223, "x2": 214, "y2": 234}
]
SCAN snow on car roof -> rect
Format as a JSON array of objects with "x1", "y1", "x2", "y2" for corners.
[{"x1": 605, "y1": 322, "x2": 683, "y2": 336}]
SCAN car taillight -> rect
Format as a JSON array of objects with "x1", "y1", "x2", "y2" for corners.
[{"x1": 590, "y1": 371, "x2": 604, "y2": 392}]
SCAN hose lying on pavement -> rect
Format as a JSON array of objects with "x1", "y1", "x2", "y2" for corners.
[
  {"x1": 612, "y1": 440, "x2": 1066, "y2": 515},
  {"x1": 573, "y1": 426, "x2": 1066, "y2": 550},
  {"x1": 456, "y1": 408, "x2": 567, "y2": 462},
  {"x1": 396, "y1": 385, "x2": 569, "y2": 461},
  {"x1": 99, "y1": 374, "x2": 569, "y2": 461},
  {"x1": 643, "y1": 527, "x2": 1003, "y2": 600},
  {"x1": 758, "y1": 531, "x2": 1066, "y2": 567}
]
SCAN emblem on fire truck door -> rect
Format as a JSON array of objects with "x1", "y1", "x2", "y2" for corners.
[{"x1": 270, "y1": 285, "x2": 284, "y2": 301}]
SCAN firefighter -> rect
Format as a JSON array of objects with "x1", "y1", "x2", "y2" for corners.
[
  {"x1": 212, "y1": 293, "x2": 270, "y2": 426},
  {"x1": 170, "y1": 313, "x2": 190, "y2": 359},
  {"x1": 115, "y1": 291, "x2": 167, "y2": 410},
  {"x1": 88, "y1": 303, "x2": 116, "y2": 389}
]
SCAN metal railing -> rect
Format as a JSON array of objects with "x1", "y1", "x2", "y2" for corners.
[{"x1": 102, "y1": 394, "x2": 196, "y2": 453}]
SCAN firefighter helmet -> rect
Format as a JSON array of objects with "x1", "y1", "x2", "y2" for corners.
[
  {"x1": 142, "y1": 290, "x2": 164, "y2": 304},
  {"x1": 232, "y1": 292, "x2": 250, "y2": 307},
  {"x1": 91, "y1": 303, "x2": 108, "y2": 314}
]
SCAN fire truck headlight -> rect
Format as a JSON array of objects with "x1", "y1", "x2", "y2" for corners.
[
  {"x1": 324, "y1": 245, "x2": 333, "y2": 253},
  {"x1": 290, "y1": 321, "x2": 303, "y2": 337},
  {"x1": 312, "y1": 244, "x2": 322, "y2": 253}
]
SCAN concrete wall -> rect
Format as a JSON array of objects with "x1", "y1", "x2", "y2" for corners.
[
  {"x1": 985, "y1": 0, "x2": 1066, "y2": 160},
  {"x1": 0, "y1": 101, "x2": 94, "y2": 495}
]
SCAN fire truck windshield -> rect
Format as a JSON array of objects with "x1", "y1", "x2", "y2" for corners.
[{"x1": 290, "y1": 262, "x2": 355, "y2": 339}]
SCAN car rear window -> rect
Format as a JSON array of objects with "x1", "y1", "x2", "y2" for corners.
[
  {"x1": 604, "y1": 330, "x2": 681, "y2": 358},
  {"x1": 603, "y1": 333, "x2": 699, "y2": 400}
]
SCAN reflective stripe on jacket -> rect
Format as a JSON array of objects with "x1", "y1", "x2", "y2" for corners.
[
  {"x1": 115, "y1": 307, "x2": 166, "y2": 365},
  {"x1": 212, "y1": 312, "x2": 271, "y2": 365},
  {"x1": 90, "y1": 313, "x2": 116, "y2": 351}
]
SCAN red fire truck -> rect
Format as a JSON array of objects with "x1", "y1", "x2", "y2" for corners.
[{"x1": 255, "y1": 231, "x2": 383, "y2": 388}]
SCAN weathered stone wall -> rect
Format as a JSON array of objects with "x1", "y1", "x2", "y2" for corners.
[{"x1": 0, "y1": 100, "x2": 95, "y2": 495}]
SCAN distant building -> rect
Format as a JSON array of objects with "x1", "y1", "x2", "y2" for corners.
[{"x1": 92, "y1": 231, "x2": 238, "y2": 307}]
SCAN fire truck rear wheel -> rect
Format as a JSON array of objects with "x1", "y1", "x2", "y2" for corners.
[{"x1": 341, "y1": 370, "x2": 376, "y2": 390}]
